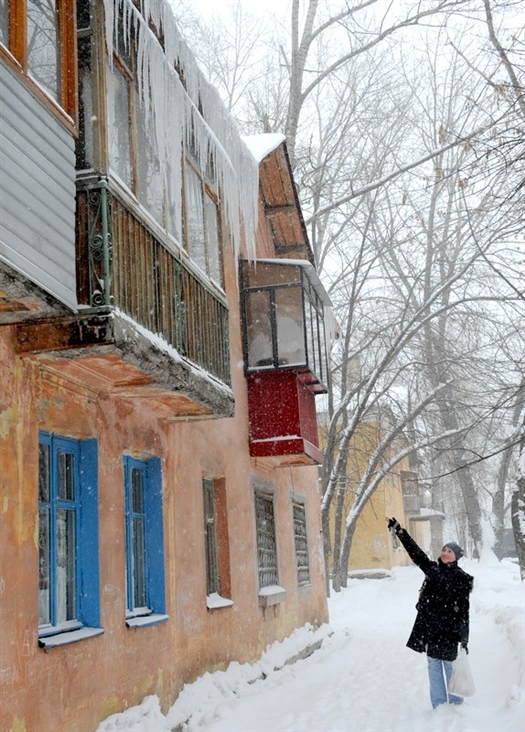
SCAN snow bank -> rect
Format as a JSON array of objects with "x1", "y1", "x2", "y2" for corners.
[
  {"x1": 96, "y1": 559, "x2": 523, "y2": 732},
  {"x1": 97, "y1": 624, "x2": 331, "y2": 732}
]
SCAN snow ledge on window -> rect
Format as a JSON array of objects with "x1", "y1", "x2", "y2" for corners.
[
  {"x1": 126, "y1": 614, "x2": 169, "y2": 628},
  {"x1": 206, "y1": 593, "x2": 234, "y2": 610},
  {"x1": 38, "y1": 627, "x2": 104, "y2": 648},
  {"x1": 258, "y1": 585, "x2": 287, "y2": 607}
]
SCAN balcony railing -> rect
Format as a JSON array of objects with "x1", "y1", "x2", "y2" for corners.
[{"x1": 76, "y1": 179, "x2": 230, "y2": 386}]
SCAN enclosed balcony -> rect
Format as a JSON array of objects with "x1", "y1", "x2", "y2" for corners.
[
  {"x1": 241, "y1": 259, "x2": 330, "y2": 390},
  {"x1": 12, "y1": 178, "x2": 233, "y2": 419},
  {"x1": 240, "y1": 258, "x2": 331, "y2": 465}
]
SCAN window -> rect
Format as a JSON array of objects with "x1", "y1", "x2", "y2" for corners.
[
  {"x1": 104, "y1": 6, "x2": 224, "y2": 285},
  {"x1": 0, "y1": 1, "x2": 8, "y2": 46},
  {"x1": 203, "y1": 478, "x2": 232, "y2": 608},
  {"x1": 106, "y1": 14, "x2": 170, "y2": 235},
  {"x1": 38, "y1": 432, "x2": 101, "y2": 645},
  {"x1": 255, "y1": 490, "x2": 286, "y2": 606},
  {"x1": 293, "y1": 503, "x2": 311, "y2": 586},
  {"x1": 107, "y1": 58, "x2": 133, "y2": 189},
  {"x1": 184, "y1": 157, "x2": 223, "y2": 285},
  {"x1": 255, "y1": 492, "x2": 278, "y2": 588},
  {"x1": 203, "y1": 478, "x2": 219, "y2": 595},
  {"x1": 0, "y1": 0, "x2": 76, "y2": 118},
  {"x1": 123, "y1": 456, "x2": 167, "y2": 626},
  {"x1": 241, "y1": 259, "x2": 329, "y2": 390}
]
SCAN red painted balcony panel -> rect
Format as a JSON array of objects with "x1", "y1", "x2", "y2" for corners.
[{"x1": 247, "y1": 370, "x2": 323, "y2": 465}]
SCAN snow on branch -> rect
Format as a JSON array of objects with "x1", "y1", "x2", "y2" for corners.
[
  {"x1": 306, "y1": 123, "x2": 494, "y2": 224},
  {"x1": 345, "y1": 424, "x2": 466, "y2": 528}
]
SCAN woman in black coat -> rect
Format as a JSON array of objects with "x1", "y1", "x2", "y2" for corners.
[{"x1": 387, "y1": 517, "x2": 474, "y2": 709}]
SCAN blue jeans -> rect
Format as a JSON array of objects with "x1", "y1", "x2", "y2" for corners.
[{"x1": 427, "y1": 655, "x2": 464, "y2": 709}]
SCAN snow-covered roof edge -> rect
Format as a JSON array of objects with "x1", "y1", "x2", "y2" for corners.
[
  {"x1": 252, "y1": 258, "x2": 332, "y2": 306},
  {"x1": 242, "y1": 133, "x2": 287, "y2": 163}
]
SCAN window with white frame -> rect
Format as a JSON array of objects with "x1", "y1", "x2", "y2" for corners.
[
  {"x1": 38, "y1": 432, "x2": 101, "y2": 641},
  {"x1": 123, "y1": 456, "x2": 167, "y2": 625},
  {"x1": 293, "y1": 502, "x2": 311, "y2": 586}
]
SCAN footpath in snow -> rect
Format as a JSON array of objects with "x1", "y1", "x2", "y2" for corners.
[{"x1": 97, "y1": 556, "x2": 524, "y2": 732}]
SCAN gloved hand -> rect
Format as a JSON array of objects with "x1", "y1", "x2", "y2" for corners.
[
  {"x1": 387, "y1": 517, "x2": 401, "y2": 533},
  {"x1": 460, "y1": 642, "x2": 469, "y2": 654}
]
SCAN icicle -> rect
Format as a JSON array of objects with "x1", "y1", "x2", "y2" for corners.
[
  {"x1": 102, "y1": 0, "x2": 259, "y2": 261},
  {"x1": 104, "y1": 0, "x2": 114, "y2": 67}
]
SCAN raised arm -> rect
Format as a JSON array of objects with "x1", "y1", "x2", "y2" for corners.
[{"x1": 387, "y1": 517, "x2": 434, "y2": 573}]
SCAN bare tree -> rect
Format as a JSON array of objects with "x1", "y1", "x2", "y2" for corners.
[
  {"x1": 512, "y1": 412, "x2": 525, "y2": 579},
  {"x1": 318, "y1": 20, "x2": 524, "y2": 584},
  {"x1": 179, "y1": 0, "x2": 524, "y2": 582}
]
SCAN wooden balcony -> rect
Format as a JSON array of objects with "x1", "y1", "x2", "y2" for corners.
[{"x1": 6, "y1": 178, "x2": 233, "y2": 419}]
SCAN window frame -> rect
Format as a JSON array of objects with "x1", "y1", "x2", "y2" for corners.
[
  {"x1": 240, "y1": 259, "x2": 329, "y2": 390},
  {"x1": 37, "y1": 431, "x2": 101, "y2": 643},
  {"x1": 107, "y1": 18, "x2": 140, "y2": 196},
  {"x1": 0, "y1": 0, "x2": 77, "y2": 125},
  {"x1": 292, "y1": 502, "x2": 311, "y2": 587},
  {"x1": 254, "y1": 488, "x2": 287, "y2": 606},
  {"x1": 183, "y1": 153, "x2": 223, "y2": 287},
  {"x1": 254, "y1": 491, "x2": 279, "y2": 589},
  {"x1": 106, "y1": 52, "x2": 135, "y2": 191},
  {"x1": 202, "y1": 477, "x2": 233, "y2": 609},
  {"x1": 203, "y1": 478, "x2": 220, "y2": 596},
  {"x1": 123, "y1": 455, "x2": 167, "y2": 626}
]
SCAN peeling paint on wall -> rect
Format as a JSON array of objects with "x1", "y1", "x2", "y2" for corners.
[
  {"x1": 0, "y1": 405, "x2": 18, "y2": 438},
  {"x1": 8, "y1": 718, "x2": 26, "y2": 732}
]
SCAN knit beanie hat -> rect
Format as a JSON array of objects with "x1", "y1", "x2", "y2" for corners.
[{"x1": 443, "y1": 541, "x2": 464, "y2": 560}]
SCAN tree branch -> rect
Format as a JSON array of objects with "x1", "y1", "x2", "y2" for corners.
[{"x1": 306, "y1": 123, "x2": 493, "y2": 223}]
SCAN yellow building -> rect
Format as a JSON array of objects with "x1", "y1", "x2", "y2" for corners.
[{"x1": 320, "y1": 418, "x2": 441, "y2": 576}]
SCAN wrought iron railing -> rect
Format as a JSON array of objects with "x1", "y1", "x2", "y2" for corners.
[{"x1": 76, "y1": 179, "x2": 231, "y2": 385}]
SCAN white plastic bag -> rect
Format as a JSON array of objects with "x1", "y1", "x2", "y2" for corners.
[{"x1": 448, "y1": 647, "x2": 476, "y2": 697}]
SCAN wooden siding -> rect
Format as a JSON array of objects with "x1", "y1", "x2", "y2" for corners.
[
  {"x1": 0, "y1": 62, "x2": 77, "y2": 309},
  {"x1": 258, "y1": 143, "x2": 314, "y2": 264}
]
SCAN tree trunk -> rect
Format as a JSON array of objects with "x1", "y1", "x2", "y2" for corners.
[
  {"x1": 492, "y1": 446, "x2": 513, "y2": 553},
  {"x1": 511, "y1": 420, "x2": 525, "y2": 580},
  {"x1": 511, "y1": 478, "x2": 525, "y2": 580},
  {"x1": 339, "y1": 519, "x2": 358, "y2": 589},
  {"x1": 331, "y1": 485, "x2": 347, "y2": 592},
  {"x1": 437, "y1": 399, "x2": 484, "y2": 552},
  {"x1": 322, "y1": 507, "x2": 332, "y2": 597}
]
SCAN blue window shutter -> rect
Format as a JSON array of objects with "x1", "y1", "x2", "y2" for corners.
[
  {"x1": 123, "y1": 455, "x2": 134, "y2": 611},
  {"x1": 145, "y1": 457, "x2": 165, "y2": 614},
  {"x1": 79, "y1": 438, "x2": 100, "y2": 627}
]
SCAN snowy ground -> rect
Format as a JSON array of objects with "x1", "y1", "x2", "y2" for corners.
[{"x1": 97, "y1": 554, "x2": 524, "y2": 732}]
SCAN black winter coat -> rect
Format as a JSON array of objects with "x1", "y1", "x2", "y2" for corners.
[{"x1": 396, "y1": 528, "x2": 474, "y2": 661}]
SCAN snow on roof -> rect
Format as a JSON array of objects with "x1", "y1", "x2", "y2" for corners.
[
  {"x1": 242, "y1": 133, "x2": 286, "y2": 162},
  {"x1": 253, "y1": 258, "x2": 332, "y2": 306},
  {"x1": 114, "y1": 308, "x2": 234, "y2": 397}
]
